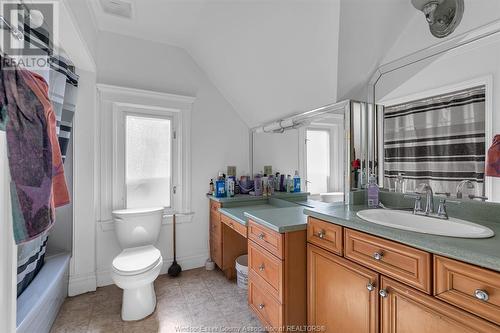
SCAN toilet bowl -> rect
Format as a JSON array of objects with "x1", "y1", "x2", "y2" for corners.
[{"x1": 111, "y1": 207, "x2": 164, "y2": 321}]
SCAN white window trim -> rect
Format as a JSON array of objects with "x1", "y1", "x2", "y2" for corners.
[
  {"x1": 114, "y1": 105, "x2": 176, "y2": 213},
  {"x1": 97, "y1": 84, "x2": 195, "y2": 230},
  {"x1": 299, "y1": 118, "x2": 345, "y2": 195}
]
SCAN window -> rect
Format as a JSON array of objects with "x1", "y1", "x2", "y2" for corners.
[
  {"x1": 125, "y1": 115, "x2": 172, "y2": 209},
  {"x1": 306, "y1": 129, "x2": 330, "y2": 194}
]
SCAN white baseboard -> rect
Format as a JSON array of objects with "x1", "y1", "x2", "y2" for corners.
[
  {"x1": 96, "y1": 252, "x2": 209, "y2": 287},
  {"x1": 68, "y1": 273, "x2": 97, "y2": 296}
]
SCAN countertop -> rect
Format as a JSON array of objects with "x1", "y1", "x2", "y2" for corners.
[
  {"x1": 218, "y1": 197, "x2": 320, "y2": 233},
  {"x1": 219, "y1": 204, "x2": 276, "y2": 225},
  {"x1": 304, "y1": 204, "x2": 500, "y2": 272},
  {"x1": 244, "y1": 206, "x2": 308, "y2": 233}
]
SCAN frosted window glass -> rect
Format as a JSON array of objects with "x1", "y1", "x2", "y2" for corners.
[
  {"x1": 307, "y1": 130, "x2": 330, "y2": 195},
  {"x1": 126, "y1": 115, "x2": 171, "y2": 209}
]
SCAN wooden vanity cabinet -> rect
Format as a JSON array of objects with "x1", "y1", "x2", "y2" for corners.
[
  {"x1": 380, "y1": 277, "x2": 500, "y2": 333},
  {"x1": 308, "y1": 244, "x2": 379, "y2": 333},
  {"x1": 248, "y1": 220, "x2": 307, "y2": 331},
  {"x1": 209, "y1": 200, "x2": 222, "y2": 268},
  {"x1": 307, "y1": 216, "x2": 500, "y2": 333}
]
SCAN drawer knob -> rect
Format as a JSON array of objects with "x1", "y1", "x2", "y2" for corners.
[
  {"x1": 366, "y1": 283, "x2": 376, "y2": 292},
  {"x1": 258, "y1": 303, "x2": 265, "y2": 309},
  {"x1": 259, "y1": 264, "x2": 265, "y2": 272},
  {"x1": 373, "y1": 252, "x2": 383, "y2": 261},
  {"x1": 317, "y1": 230, "x2": 326, "y2": 239},
  {"x1": 474, "y1": 289, "x2": 489, "y2": 302},
  {"x1": 379, "y1": 289, "x2": 388, "y2": 298},
  {"x1": 258, "y1": 233, "x2": 265, "y2": 240}
]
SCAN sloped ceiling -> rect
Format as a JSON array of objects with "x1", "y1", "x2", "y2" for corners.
[
  {"x1": 87, "y1": 0, "x2": 499, "y2": 127},
  {"x1": 88, "y1": 0, "x2": 341, "y2": 128}
]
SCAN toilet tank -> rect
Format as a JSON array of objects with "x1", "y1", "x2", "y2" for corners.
[{"x1": 112, "y1": 207, "x2": 164, "y2": 248}]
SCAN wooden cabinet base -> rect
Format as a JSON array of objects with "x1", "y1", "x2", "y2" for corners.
[
  {"x1": 308, "y1": 244, "x2": 379, "y2": 333},
  {"x1": 381, "y1": 276, "x2": 500, "y2": 333}
]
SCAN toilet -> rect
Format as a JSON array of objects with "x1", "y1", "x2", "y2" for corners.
[{"x1": 111, "y1": 207, "x2": 164, "y2": 321}]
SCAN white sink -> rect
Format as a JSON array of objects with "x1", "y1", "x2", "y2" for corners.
[{"x1": 356, "y1": 209, "x2": 494, "y2": 238}]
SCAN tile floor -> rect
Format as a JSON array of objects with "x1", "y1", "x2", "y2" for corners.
[{"x1": 50, "y1": 267, "x2": 264, "y2": 333}]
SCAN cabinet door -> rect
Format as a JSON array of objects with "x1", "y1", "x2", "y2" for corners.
[
  {"x1": 308, "y1": 244, "x2": 379, "y2": 333},
  {"x1": 380, "y1": 276, "x2": 500, "y2": 333}
]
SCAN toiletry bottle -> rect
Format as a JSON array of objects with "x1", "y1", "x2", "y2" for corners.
[
  {"x1": 280, "y1": 174, "x2": 286, "y2": 192},
  {"x1": 209, "y1": 179, "x2": 215, "y2": 195},
  {"x1": 262, "y1": 174, "x2": 269, "y2": 197},
  {"x1": 268, "y1": 175, "x2": 275, "y2": 195},
  {"x1": 286, "y1": 175, "x2": 293, "y2": 193},
  {"x1": 254, "y1": 174, "x2": 262, "y2": 196},
  {"x1": 215, "y1": 179, "x2": 226, "y2": 198},
  {"x1": 293, "y1": 171, "x2": 301, "y2": 193},
  {"x1": 227, "y1": 177, "x2": 235, "y2": 197},
  {"x1": 275, "y1": 172, "x2": 281, "y2": 191},
  {"x1": 367, "y1": 174, "x2": 379, "y2": 208}
]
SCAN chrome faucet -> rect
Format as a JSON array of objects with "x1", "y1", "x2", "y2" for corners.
[
  {"x1": 405, "y1": 184, "x2": 460, "y2": 220},
  {"x1": 456, "y1": 180, "x2": 475, "y2": 199},
  {"x1": 417, "y1": 183, "x2": 434, "y2": 215}
]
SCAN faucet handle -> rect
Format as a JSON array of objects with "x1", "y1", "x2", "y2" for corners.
[
  {"x1": 437, "y1": 198, "x2": 460, "y2": 219},
  {"x1": 404, "y1": 193, "x2": 423, "y2": 214}
]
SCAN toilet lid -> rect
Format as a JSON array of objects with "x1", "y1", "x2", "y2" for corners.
[{"x1": 112, "y1": 245, "x2": 162, "y2": 276}]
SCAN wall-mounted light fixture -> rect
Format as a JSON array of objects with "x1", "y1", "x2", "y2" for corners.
[{"x1": 411, "y1": 0, "x2": 464, "y2": 38}]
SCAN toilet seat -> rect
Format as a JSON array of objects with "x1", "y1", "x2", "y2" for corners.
[{"x1": 112, "y1": 245, "x2": 161, "y2": 276}]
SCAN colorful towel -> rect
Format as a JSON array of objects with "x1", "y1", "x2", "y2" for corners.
[
  {"x1": 20, "y1": 69, "x2": 70, "y2": 207},
  {"x1": 0, "y1": 56, "x2": 55, "y2": 244},
  {"x1": 486, "y1": 135, "x2": 500, "y2": 177}
]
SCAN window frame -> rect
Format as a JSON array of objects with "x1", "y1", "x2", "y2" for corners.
[{"x1": 97, "y1": 84, "x2": 194, "y2": 227}]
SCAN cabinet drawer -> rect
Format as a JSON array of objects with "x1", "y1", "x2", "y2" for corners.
[
  {"x1": 434, "y1": 256, "x2": 500, "y2": 325},
  {"x1": 221, "y1": 214, "x2": 247, "y2": 238},
  {"x1": 249, "y1": 280, "x2": 282, "y2": 329},
  {"x1": 307, "y1": 217, "x2": 343, "y2": 255},
  {"x1": 345, "y1": 229, "x2": 431, "y2": 293},
  {"x1": 210, "y1": 200, "x2": 221, "y2": 214},
  {"x1": 248, "y1": 241, "x2": 283, "y2": 302},
  {"x1": 248, "y1": 220, "x2": 284, "y2": 259}
]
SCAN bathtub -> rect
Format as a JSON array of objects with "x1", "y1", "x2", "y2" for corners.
[{"x1": 16, "y1": 251, "x2": 71, "y2": 333}]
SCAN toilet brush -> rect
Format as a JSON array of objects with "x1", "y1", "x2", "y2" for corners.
[{"x1": 168, "y1": 214, "x2": 182, "y2": 277}]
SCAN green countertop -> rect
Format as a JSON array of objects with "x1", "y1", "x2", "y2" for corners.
[
  {"x1": 304, "y1": 204, "x2": 500, "y2": 272},
  {"x1": 219, "y1": 204, "x2": 276, "y2": 225},
  {"x1": 244, "y1": 206, "x2": 308, "y2": 233},
  {"x1": 207, "y1": 192, "x2": 309, "y2": 203}
]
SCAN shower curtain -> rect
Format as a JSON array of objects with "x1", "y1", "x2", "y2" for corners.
[{"x1": 383, "y1": 86, "x2": 485, "y2": 196}]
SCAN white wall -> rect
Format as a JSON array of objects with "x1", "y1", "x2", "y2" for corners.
[
  {"x1": 189, "y1": 0, "x2": 341, "y2": 128},
  {"x1": 382, "y1": 0, "x2": 500, "y2": 64},
  {"x1": 377, "y1": 31, "x2": 500, "y2": 202},
  {"x1": 253, "y1": 131, "x2": 300, "y2": 177},
  {"x1": 94, "y1": 31, "x2": 249, "y2": 285}
]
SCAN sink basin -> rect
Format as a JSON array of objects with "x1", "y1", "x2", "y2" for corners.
[{"x1": 356, "y1": 209, "x2": 494, "y2": 238}]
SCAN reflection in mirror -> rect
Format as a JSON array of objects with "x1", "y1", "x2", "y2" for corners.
[
  {"x1": 251, "y1": 100, "x2": 369, "y2": 205},
  {"x1": 382, "y1": 87, "x2": 486, "y2": 199}
]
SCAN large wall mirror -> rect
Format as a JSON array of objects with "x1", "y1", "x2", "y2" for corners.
[
  {"x1": 371, "y1": 24, "x2": 500, "y2": 203},
  {"x1": 251, "y1": 100, "x2": 369, "y2": 204}
]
